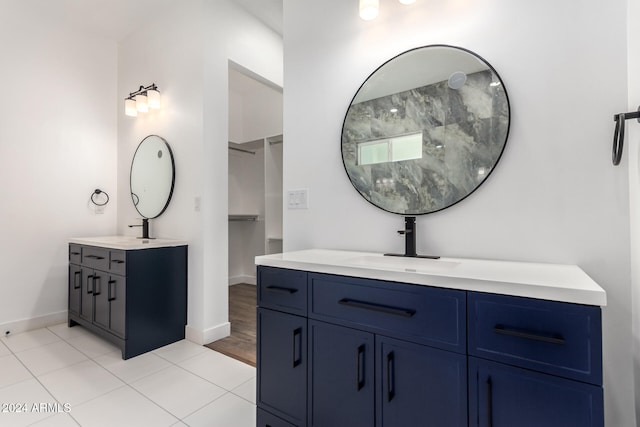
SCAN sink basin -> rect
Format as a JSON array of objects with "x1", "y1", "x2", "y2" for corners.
[{"x1": 346, "y1": 255, "x2": 460, "y2": 274}]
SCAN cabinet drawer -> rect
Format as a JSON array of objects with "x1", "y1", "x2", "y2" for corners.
[
  {"x1": 109, "y1": 250, "x2": 126, "y2": 275},
  {"x1": 468, "y1": 292, "x2": 602, "y2": 385},
  {"x1": 309, "y1": 273, "x2": 466, "y2": 353},
  {"x1": 69, "y1": 244, "x2": 82, "y2": 264},
  {"x1": 82, "y1": 246, "x2": 109, "y2": 271},
  {"x1": 258, "y1": 266, "x2": 308, "y2": 316}
]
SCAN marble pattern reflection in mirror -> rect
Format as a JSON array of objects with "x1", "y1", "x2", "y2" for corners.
[
  {"x1": 130, "y1": 135, "x2": 175, "y2": 219},
  {"x1": 341, "y1": 45, "x2": 510, "y2": 215}
]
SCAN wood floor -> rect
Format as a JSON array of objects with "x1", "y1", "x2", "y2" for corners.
[{"x1": 205, "y1": 283, "x2": 257, "y2": 366}]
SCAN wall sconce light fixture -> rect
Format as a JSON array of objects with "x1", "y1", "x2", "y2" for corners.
[
  {"x1": 360, "y1": 0, "x2": 415, "y2": 20},
  {"x1": 124, "y1": 83, "x2": 161, "y2": 117},
  {"x1": 359, "y1": 0, "x2": 379, "y2": 20}
]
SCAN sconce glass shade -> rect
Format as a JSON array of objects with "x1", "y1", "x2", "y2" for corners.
[
  {"x1": 359, "y1": 0, "x2": 379, "y2": 20},
  {"x1": 125, "y1": 98, "x2": 138, "y2": 117},
  {"x1": 399, "y1": 0, "x2": 416, "y2": 4},
  {"x1": 135, "y1": 94, "x2": 148, "y2": 112},
  {"x1": 147, "y1": 89, "x2": 161, "y2": 109}
]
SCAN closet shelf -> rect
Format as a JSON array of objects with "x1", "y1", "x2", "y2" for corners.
[
  {"x1": 267, "y1": 236, "x2": 283, "y2": 242},
  {"x1": 229, "y1": 214, "x2": 259, "y2": 222}
]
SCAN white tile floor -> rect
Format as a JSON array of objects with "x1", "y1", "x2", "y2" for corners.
[{"x1": 0, "y1": 324, "x2": 256, "y2": 427}]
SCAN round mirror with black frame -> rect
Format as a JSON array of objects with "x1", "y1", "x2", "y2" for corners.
[
  {"x1": 341, "y1": 44, "x2": 510, "y2": 216},
  {"x1": 130, "y1": 135, "x2": 175, "y2": 228}
]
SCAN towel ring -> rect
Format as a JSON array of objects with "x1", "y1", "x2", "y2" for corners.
[
  {"x1": 612, "y1": 106, "x2": 640, "y2": 166},
  {"x1": 91, "y1": 189, "x2": 109, "y2": 206}
]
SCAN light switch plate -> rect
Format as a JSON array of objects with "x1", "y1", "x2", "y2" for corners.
[{"x1": 287, "y1": 189, "x2": 309, "y2": 209}]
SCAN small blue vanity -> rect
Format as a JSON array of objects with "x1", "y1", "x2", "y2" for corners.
[
  {"x1": 255, "y1": 250, "x2": 605, "y2": 427},
  {"x1": 68, "y1": 236, "x2": 187, "y2": 359}
]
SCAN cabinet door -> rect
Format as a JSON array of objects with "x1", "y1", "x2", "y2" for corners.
[
  {"x1": 377, "y1": 336, "x2": 467, "y2": 427},
  {"x1": 80, "y1": 269, "x2": 95, "y2": 321},
  {"x1": 68, "y1": 264, "x2": 82, "y2": 316},
  {"x1": 258, "y1": 308, "x2": 307, "y2": 426},
  {"x1": 309, "y1": 321, "x2": 374, "y2": 427},
  {"x1": 93, "y1": 270, "x2": 110, "y2": 331},
  {"x1": 469, "y1": 357, "x2": 604, "y2": 427},
  {"x1": 108, "y1": 275, "x2": 126, "y2": 338},
  {"x1": 257, "y1": 408, "x2": 297, "y2": 427}
]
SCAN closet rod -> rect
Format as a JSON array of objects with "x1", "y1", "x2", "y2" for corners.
[
  {"x1": 267, "y1": 135, "x2": 283, "y2": 145},
  {"x1": 228, "y1": 146, "x2": 255, "y2": 155}
]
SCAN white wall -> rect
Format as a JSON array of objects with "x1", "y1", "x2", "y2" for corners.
[
  {"x1": 229, "y1": 147, "x2": 266, "y2": 284},
  {"x1": 628, "y1": 0, "x2": 640, "y2": 423},
  {"x1": 283, "y1": 0, "x2": 634, "y2": 425},
  {"x1": 118, "y1": 0, "x2": 283, "y2": 344},
  {"x1": 0, "y1": 1, "x2": 118, "y2": 332}
]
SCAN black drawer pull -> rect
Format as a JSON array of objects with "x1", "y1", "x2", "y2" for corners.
[
  {"x1": 73, "y1": 271, "x2": 81, "y2": 289},
  {"x1": 292, "y1": 327, "x2": 302, "y2": 367},
  {"x1": 386, "y1": 351, "x2": 395, "y2": 402},
  {"x1": 108, "y1": 280, "x2": 117, "y2": 301},
  {"x1": 338, "y1": 298, "x2": 416, "y2": 318},
  {"x1": 93, "y1": 276, "x2": 101, "y2": 296},
  {"x1": 357, "y1": 344, "x2": 365, "y2": 391},
  {"x1": 266, "y1": 285, "x2": 298, "y2": 294},
  {"x1": 494, "y1": 325, "x2": 565, "y2": 345},
  {"x1": 86, "y1": 274, "x2": 94, "y2": 294},
  {"x1": 70, "y1": 251, "x2": 80, "y2": 256},
  {"x1": 111, "y1": 259, "x2": 125, "y2": 264},
  {"x1": 487, "y1": 376, "x2": 493, "y2": 427},
  {"x1": 85, "y1": 255, "x2": 105, "y2": 260}
]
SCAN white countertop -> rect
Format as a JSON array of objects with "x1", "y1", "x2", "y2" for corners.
[
  {"x1": 69, "y1": 236, "x2": 188, "y2": 250},
  {"x1": 255, "y1": 249, "x2": 607, "y2": 306}
]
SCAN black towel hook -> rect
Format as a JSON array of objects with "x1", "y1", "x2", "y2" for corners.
[{"x1": 612, "y1": 106, "x2": 640, "y2": 165}]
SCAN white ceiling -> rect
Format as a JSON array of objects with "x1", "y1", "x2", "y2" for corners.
[{"x1": 52, "y1": 0, "x2": 282, "y2": 42}]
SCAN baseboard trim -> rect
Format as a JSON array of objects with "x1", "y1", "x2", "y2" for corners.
[
  {"x1": 228, "y1": 275, "x2": 256, "y2": 286},
  {"x1": 0, "y1": 311, "x2": 68, "y2": 336},
  {"x1": 186, "y1": 322, "x2": 231, "y2": 345}
]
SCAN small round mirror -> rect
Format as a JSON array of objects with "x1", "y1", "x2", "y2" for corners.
[
  {"x1": 130, "y1": 135, "x2": 175, "y2": 218},
  {"x1": 341, "y1": 45, "x2": 510, "y2": 215}
]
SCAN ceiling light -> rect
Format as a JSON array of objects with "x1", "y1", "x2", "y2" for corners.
[{"x1": 360, "y1": 0, "x2": 379, "y2": 20}]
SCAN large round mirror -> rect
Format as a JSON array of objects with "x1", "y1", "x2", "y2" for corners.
[
  {"x1": 130, "y1": 135, "x2": 175, "y2": 219},
  {"x1": 341, "y1": 45, "x2": 510, "y2": 215}
]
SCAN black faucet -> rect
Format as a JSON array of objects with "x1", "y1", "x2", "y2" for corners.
[
  {"x1": 128, "y1": 218, "x2": 151, "y2": 239},
  {"x1": 385, "y1": 216, "x2": 439, "y2": 259}
]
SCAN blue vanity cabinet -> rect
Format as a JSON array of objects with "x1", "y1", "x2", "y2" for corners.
[
  {"x1": 469, "y1": 358, "x2": 603, "y2": 427},
  {"x1": 68, "y1": 243, "x2": 187, "y2": 359},
  {"x1": 308, "y1": 320, "x2": 375, "y2": 427},
  {"x1": 257, "y1": 267, "x2": 309, "y2": 426},
  {"x1": 377, "y1": 336, "x2": 467, "y2": 427},
  {"x1": 467, "y1": 292, "x2": 604, "y2": 427},
  {"x1": 307, "y1": 272, "x2": 467, "y2": 427}
]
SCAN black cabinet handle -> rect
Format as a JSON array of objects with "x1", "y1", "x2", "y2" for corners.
[
  {"x1": 86, "y1": 274, "x2": 94, "y2": 294},
  {"x1": 85, "y1": 255, "x2": 105, "y2": 260},
  {"x1": 108, "y1": 280, "x2": 116, "y2": 301},
  {"x1": 494, "y1": 324, "x2": 565, "y2": 345},
  {"x1": 111, "y1": 259, "x2": 125, "y2": 264},
  {"x1": 266, "y1": 285, "x2": 298, "y2": 294},
  {"x1": 70, "y1": 251, "x2": 80, "y2": 256},
  {"x1": 93, "y1": 276, "x2": 101, "y2": 296},
  {"x1": 292, "y1": 327, "x2": 302, "y2": 368},
  {"x1": 487, "y1": 376, "x2": 493, "y2": 427},
  {"x1": 386, "y1": 351, "x2": 395, "y2": 402},
  {"x1": 73, "y1": 271, "x2": 81, "y2": 289},
  {"x1": 339, "y1": 298, "x2": 416, "y2": 318},
  {"x1": 357, "y1": 344, "x2": 365, "y2": 391}
]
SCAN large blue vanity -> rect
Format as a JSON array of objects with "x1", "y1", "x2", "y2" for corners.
[{"x1": 255, "y1": 249, "x2": 605, "y2": 427}]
